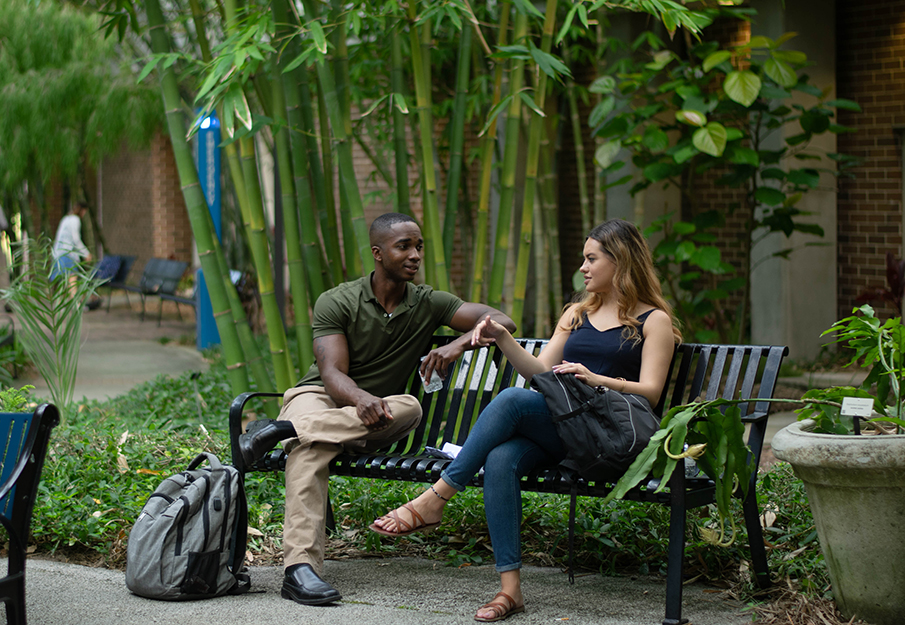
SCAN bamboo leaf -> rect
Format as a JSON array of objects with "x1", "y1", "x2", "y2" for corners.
[
  {"x1": 529, "y1": 42, "x2": 571, "y2": 81},
  {"x1": 309, "y1": 20, "x2": 327, "y2": 54},
  {"x1": 361, "y1": 94, "x2": 391, "y2": 118},
  {"x1": 392, "y1": 93, "x2": 409, "y2": 114},
  {"x1": 479, "y1": 95, "x2": 512, "y2": 136},
  {"x1": 137, "y1": 55, "x2": 161, "y2": 83},
  {"x1": 519, "y1": 91, "x2": 545, "y2": 117}
]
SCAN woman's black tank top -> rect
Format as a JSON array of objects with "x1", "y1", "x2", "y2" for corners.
[{"x1": 560, "y1": 309, "x2": 655, "y2": 382}]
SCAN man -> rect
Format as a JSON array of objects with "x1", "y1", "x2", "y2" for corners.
[{"x1": 239, "y1": 212, "x2": 515, "y2": 605}]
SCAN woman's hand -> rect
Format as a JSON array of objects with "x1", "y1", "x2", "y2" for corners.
[
  {"x1": 471, "y1": 315, "x2": 508, "y2": 347},
  {"x1": 552, "y1": 361, "x2": 597, "y2": 386}
]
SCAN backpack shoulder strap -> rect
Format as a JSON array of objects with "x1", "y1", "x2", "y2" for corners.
[{"x1": 228, "y1": 474, "x2": 251, "y2": 595}]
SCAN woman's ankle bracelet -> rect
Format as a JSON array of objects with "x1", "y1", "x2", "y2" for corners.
[{"x1": 430, "y1": 484, "x2": 449, "y2": 502}]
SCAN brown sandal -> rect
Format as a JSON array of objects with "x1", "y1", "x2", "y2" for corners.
[
  {"x1": 368, "y1": 503, "x2": 441, "y2": 537},
  {"x1": 474, "y1": 591, "x2": 525, "y2": 622}
]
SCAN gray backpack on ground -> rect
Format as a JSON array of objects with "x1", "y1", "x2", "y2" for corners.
[{"x1": 125, "y1": 452, "x2": 249, "y2": 600}]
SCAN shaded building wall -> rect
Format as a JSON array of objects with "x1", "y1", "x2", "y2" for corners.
[
  {"x1": 98, "y1": 132, "x2": 192, "y2": 282},
  {"x1": 836, "y1": 0, "x2": 905, "y2": 322}
]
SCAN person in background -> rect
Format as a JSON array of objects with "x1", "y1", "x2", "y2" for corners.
[{"x1": 50, "y1": 202, "x2": 92, "y2": 294}]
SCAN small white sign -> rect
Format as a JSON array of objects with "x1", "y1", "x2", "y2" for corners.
[{"x1": 840, "y1": 397, "x2": 873, "y2": 417}]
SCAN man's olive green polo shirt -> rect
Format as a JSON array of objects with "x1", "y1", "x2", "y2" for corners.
[{"x1": 296, "y1": 273, "x2": 464, "y2": 397}]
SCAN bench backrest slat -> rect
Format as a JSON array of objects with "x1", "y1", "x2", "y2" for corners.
[{"x1": 0, "y1": 413, "x2": 27, "y2": 516}]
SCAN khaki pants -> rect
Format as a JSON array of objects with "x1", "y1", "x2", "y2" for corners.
[{"x1": 278, "y1": 385, "x2": 422, "y2": 574}]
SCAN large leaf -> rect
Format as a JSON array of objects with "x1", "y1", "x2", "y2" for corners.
[
  {"x1": 589, "y1": 96, "x2": 616, "y2": 127},
  {"x1": 825, "y1": 98, "x2": 862, "y2": 112},
  {"x1": 642, "y1": 125, "x2": 669, "y2": 153},
  {"x1": 703, "y1": 50, "x2": 731, "y2": 73},
  {"x1": 724, "y1": 70, "x2": 761, "y2": 107},
  {"x1": 787, "y1": 168, "x2": 820, "y2": 189},
  {"x1": 692, "y1": 122, "x2": 727, "y2": 157},
  {"x1": 643, "y1": 162, "x2": 675, "y2": 183},
  {"x1": 594, "y1": 140, "x2": 622, "y2": 168},
  {"x1": 755, "y1": 186, "x2": 786, "y2": 206},
  {"x1": 589, "y1": 75, "x2": 617, "y2": 94},
  {"x1": 764, "y1": 57, "x2": 797, "y2": 88},
  {"x1": 676, "y1": 109, "x2": 706, "y2": 127}
]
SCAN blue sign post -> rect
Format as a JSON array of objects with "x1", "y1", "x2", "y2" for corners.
[{"x1": 195, "y1": 113, "x2": 221, "y2": 351}]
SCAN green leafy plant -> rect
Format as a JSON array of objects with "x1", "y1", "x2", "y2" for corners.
[
  {"x1": 0, "y1": 238, "x2": 102, "y2": 421},
  {"x1": 0, "y1": 384, "x2": 34, "y2": 412},
  {"x1": 596, "y1": 31, "x2": 860, "y2": 342},
  {"x1": 606, "y1": 398, "x2": 754, "y2": 546},
  {"x1": 797, "y1": 304, "x2": 905, "y2": 435}
]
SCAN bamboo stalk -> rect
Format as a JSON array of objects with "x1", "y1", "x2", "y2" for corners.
[
  {"x1": 273, "y1": 0, "x2": 328, "y2": 305},
  {"x1": 469, "y1": 1, "x2": 510, "y2": 303},
  {"x1": 488, "y1": 11, "x2": 528, "y2": 314},
  {"x1": 271, "y1": 58, "x2": 315, "y2": 369},
  {"x1": 564, "y1": 46, "x2": 591, "y2": 236},
  {"x1": 407, "y1": 2, "x2": 449, "y2": 292},
  {"x1": 312, "y1": 37, "x2": 373, "y2": 275},
  {"x1": 391, "y1": 24, "x2": 412, "y2": 216},
  {"x1": 442, "y1": 21, "x2": 473, "y2": 271},
  {"x1": 511, "y1": 0, "x2": 558, "y2": 330},
  {"x1": 145, "y1": 0, "x2": 249, "y2": 397}
]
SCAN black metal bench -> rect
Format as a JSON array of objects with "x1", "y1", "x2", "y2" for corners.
[
  {"x1": 98, "y1": 254, "x2": 138, "y2": 313},
  {"x1": 0, "y1": 403, "x2": 60, "y2": 625},
  {"x1": 109, "y1": 257, "x2": 192, "y2": 325},
  {"x1": 229, "y1": 338, "x2": 787, "y2": 625}
]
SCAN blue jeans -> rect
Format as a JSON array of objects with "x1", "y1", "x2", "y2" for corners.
[{"x1": 441, "y1": 387, "x2": 566, "y2": 572}]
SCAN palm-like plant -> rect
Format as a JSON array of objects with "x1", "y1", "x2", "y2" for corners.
[{"x1": 1, "y1": 238, "x2": 102, "y2": 422}]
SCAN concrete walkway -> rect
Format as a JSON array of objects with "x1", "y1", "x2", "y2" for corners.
[
  {"x1": 10, "y1": 295, "x2": 207, "y2": 402},
  {"x1": 21, "y1": 557, "x2": 752, "y2": 625}
]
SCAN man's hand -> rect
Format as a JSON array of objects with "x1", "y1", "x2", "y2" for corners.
[
  {"x1": 355, "y1": 392, "x2": 393, "y2": 431},
  {"x1": 419, "y1": 342, "x2": 463, "y2": 383}
]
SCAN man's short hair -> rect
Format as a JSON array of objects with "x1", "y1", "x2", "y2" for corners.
[{"x1": 369, "y1": 212, "x2": 419, "y2": 246}]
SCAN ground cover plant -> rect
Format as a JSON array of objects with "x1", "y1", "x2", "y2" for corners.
[{"x1": 11, "y1": 346, "x2": 851, "y2": 623}]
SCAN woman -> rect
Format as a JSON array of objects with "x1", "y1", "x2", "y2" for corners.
[{"x1": 370, "y1": 219, "x2": 682, "y2": 622}]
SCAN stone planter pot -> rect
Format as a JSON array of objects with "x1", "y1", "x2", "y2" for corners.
[{"x1": 771, "y1": 420, "x2": 905, "y2": 625}]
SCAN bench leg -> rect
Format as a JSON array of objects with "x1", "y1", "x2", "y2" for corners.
[
  {"x1": 139, "y1": 294, "x2": 147, "y2": 322},
  {"x1": 663, "y1": 472, "x2": 689, "y2": 625},
  {"x1": 743, "y1": 482, "x2": 771, "y2": 589},
  {"x1": 743, "y1": 423, "x2": 772, "y2": 589},
  {"x1": 157, "y1": 298, "x2": 164, "y2": 327}
]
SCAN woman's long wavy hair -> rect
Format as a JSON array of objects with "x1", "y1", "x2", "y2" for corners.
[{"x1": 567, "y1": 219, "x2": 682, "y2": 344}]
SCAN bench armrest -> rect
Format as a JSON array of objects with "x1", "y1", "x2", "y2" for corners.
[{"x1": 228, "y1": 392, "x2": 284, "y2": 473}]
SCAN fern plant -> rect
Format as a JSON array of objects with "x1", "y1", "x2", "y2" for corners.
[{"x1": 1, "y1": 238, "x2": 101, "y2": 422}]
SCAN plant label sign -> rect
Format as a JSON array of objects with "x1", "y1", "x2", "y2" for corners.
[{"x1": 840, "y1": 397, "x2": 873, "y2": 418}]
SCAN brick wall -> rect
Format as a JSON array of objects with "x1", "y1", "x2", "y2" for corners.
[
  {"x1": 151, "y1": 133, "x2": 193, "y2": 263},
  {"x1": 99, "y1": 142, "x2": 155, "y2": 272},
  {"x1": 836, "y1": 0, "x2": 905, "y2": 320}
]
